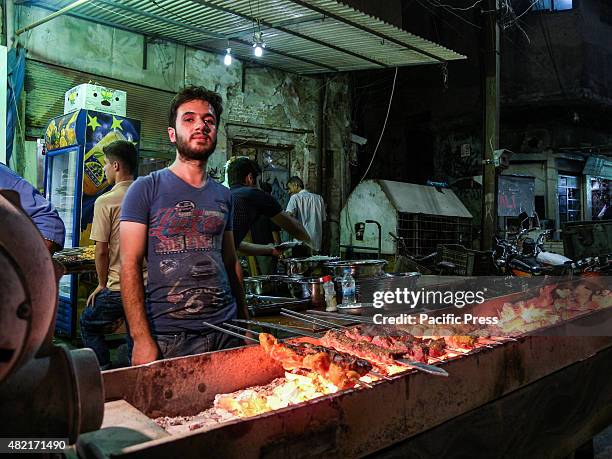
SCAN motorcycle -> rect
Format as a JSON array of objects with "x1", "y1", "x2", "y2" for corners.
[{"x1": 492, "y1": 231, "x2": 543, "y2": 277}]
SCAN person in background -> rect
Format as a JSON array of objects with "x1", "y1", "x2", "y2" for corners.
[
  {"x1": 227, "y1": 156, "x2": 310, "y2": 257},
  {"x1": 0, "y1": 162, "x2": 65, "y2": 253},
  {"x1": 120, "y1": 86, "x2": 245, "y2": 366},
  {"x1": 251, "y1": 181, "x2": 281, "y2": 275},
  {"x1": 80, "y1": 140, "x2": 138, "y2": 370},
  {"x1": 286, "y1": 176, "x2": 326, "y2": 255}
]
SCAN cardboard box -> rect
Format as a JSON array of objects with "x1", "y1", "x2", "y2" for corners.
[{"x1": 64, "y1": 83, "x2": 126, "y2": 116}]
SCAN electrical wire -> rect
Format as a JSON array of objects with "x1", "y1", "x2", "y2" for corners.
[
  {"x1": 424, "y1": 0, "x2": 482, "y2": 29},
  {"x1": 427, "y1": 0, "x2": 483, "y2": 12},
  {"x1": 358, "y1": 67, "x2": 398, "y2": 184}
]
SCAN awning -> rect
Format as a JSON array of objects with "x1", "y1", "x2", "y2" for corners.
[
  {"x1": 378, "y1": 180, "x2": 473, "y2": 219},
  {"x1": 28, "y1": 0, "x2": 466, "y2": 74}
]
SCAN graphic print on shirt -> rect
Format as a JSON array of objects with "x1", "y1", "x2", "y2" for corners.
[
  {"x1": 145, "y1": 199, "x2": 232, "y2": 319},
  {"x1": 156, "y1": 253, "x2": 230, "y2": 319},
  {"x1": 149, "y1": 200, "x2": 227, "y2": 254}
]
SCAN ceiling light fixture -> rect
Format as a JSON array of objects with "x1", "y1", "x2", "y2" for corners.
[
  {"x1": 224, "y1": 48, "x2": 232, "y2": 66},
  {"x1": 252, "y1": 31, "x2": 265, "y2": 57}
]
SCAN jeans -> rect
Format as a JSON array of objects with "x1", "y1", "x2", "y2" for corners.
[
  {"x1": 154, "y1": 331, "x2": 243, "y2": 360},
  {"x1": 80, "y1": 288, "x2": 125, "y2": 370}
]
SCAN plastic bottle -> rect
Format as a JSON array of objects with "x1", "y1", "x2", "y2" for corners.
[
  {"x1": 341, "y1": 271, "x2": 356, "y2": 304},
  {"x1": 321, "y1": 275, "x2": 337, "y2": 312}
]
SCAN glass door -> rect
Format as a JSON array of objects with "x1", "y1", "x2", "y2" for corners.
[
  {"x1": 558, "y1": 175, "x2": 581, "y2": 224},
  {"x1": 46, "y1": 146, "x2": 80, "y2": 299}
]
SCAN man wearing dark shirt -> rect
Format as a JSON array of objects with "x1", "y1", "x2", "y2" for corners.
[
  {"x1": 227, "y1": 157, "x2": 309, "y2": 256},
  {"x1": 251, "y1": 182, "x2": 281, "y2": 274}
]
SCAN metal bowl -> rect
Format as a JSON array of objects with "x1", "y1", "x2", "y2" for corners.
[
  {"x1": 323, "y1": 259, "x2": 388, "y2": 279},
  {"x1": 281, "y1": 256, "x2": 339, "y2": 277}
]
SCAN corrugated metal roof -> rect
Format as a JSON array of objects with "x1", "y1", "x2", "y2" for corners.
[
  {"x1": 30, "y1": 0, "x2": 465, "y2": 74},
  {"x1": 377, "y1": 180, "x2": 473, "y2": 219}
]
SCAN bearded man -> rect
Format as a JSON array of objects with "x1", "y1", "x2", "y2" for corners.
[{"x1": 120, "y1": 86, "x2": 246, "y2": 365}]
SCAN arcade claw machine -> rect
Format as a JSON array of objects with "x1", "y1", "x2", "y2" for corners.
[{"x1": 44, "y1": 84, "x2": 140, "y2": 338}]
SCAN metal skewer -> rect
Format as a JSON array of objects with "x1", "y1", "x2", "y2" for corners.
[
  {"x1": 306, "y1": 309, "x2": 376, "y2": 324},
  {"x1": 280, "y1": 309, "x2": 344, "y2": 329},
  {"x1": 393, "y1": 359, "x2": 449, "y2": 376},
  {"x1": 201, "y1": 320, "x2": 259, "y2": 343},
  {"x1": 233, "y1": 319, "x2": 320, "y2": 338},
  {"x1": 223, "y1": 322, "x2": 258, "y2": 336}
]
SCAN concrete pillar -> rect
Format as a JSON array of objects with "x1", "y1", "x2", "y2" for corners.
[
  {"x1": 545, "y1": 152, "x2": 559, "y2": 234},
  {"x1": 322, "y1": 75, "x2": 351, "y2": 255}
]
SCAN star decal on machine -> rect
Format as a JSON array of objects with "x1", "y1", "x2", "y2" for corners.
[
  {"x1": 87, "y1": 114, "x2": 101, "y2": 131},
  {"x1": 111, "y1": 115, "x2": 124, "y2": 130}
]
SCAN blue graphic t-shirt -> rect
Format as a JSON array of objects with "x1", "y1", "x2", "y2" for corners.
[{"x1": 120, "y1": 168, "x2": 236, "y2": 334}]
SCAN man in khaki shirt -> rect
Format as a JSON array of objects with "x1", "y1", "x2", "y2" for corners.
[{"x1": 80, "y1": 140, "x2": 137, "y2": 370}]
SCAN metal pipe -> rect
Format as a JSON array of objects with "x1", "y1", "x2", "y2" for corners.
[{"x1": 15, "y1": 0, "x2": 91, "y2": 36}]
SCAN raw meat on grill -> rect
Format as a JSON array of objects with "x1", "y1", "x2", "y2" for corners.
[{"x1": 259, "y1": 333, "x2": 371, "y2": 390}]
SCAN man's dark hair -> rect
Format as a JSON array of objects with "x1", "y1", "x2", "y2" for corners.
[
  {"x1": 168, "y1": 86, "x2": 223, "y2": 129},
  {"x1": 103, "y1": 140, "x2": 137, "y2": 174},
  {"x1": 227, "y1": 157, "x2": 261, "y2": 186},
  {"x1": 287, "y1": 176, "x2": 304, "y2": 189}
]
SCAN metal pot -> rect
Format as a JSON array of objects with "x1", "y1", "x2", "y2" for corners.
[
  {"x1": 243, "y1": 275, "x2": 329, "y2": 307},
  {"x1": 323, "y1": 259, "x2": 388, "y2": 279},
  {"x1": 281, "y1": 256, "x2": 339, "y2": 277},
  {"x1": 294, "y1": 277, "x2": 326, "y2": 308},
  {"x1": 243, "y1": 275, "x2": 304, "y2": 297}
]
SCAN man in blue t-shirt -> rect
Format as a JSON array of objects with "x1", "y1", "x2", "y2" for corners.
[
  {"x1": 120, "y1": 86, "x2": 246, "y2": 365},
  {"x1": 0, "y1": 163, "x2": 65, "y2": 253}
]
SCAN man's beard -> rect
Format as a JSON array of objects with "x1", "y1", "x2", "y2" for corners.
[{"x1": 175, "y1": 132, "x2": 217, "y2": 161}]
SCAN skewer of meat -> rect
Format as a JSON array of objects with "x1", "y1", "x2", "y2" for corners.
[
  {"x1": 259, "y1": 333, "x2": 372, "y2": 390},
  {"x1": 320, "y1": 329, "x2": 449, "y2": 377},
  {"x1": 344, "y1": 325, "x2": 446, "y2": 360}
]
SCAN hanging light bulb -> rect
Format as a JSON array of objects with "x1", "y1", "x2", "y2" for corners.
[
  {"x1": 252, "y1": 31, "x2": 265, "y2": 58},
  {"x1": 224, "y1": 48, "x2": 232, "y2": 66}
]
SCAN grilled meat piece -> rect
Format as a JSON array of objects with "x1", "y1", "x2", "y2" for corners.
[
  {"x1": 444, "y1": 335, "x2": 477, "y2": 349},
  {"x1": 343, "y1": 325, "x2": 433, "y2": 362},
  {"x1": 259, "y1": 333, "x2": 371, "y2": 390},
  {"x1": 425, "y1": 338, "x2": 447, "y2": 358},
  {"x1": 320, "y1": 329, "x2": 406, "y2": 366}
]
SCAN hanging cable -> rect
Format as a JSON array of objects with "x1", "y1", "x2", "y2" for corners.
[{"x1": 358, "y1": 67, "x2": 398, "y2": 184}]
